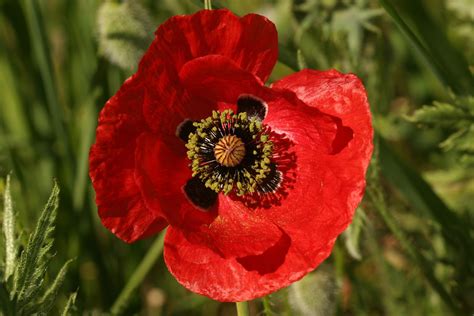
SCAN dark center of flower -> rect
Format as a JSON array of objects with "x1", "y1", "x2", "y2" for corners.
[
  {"x1": 185, "y1": 109, "x2": 274, "y2": 196},
  {"x1": 214, "y1": 135, "x2": 246, "y2": 167}
]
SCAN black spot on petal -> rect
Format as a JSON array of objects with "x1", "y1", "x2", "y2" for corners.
[
  {"x1": 176, "y1": 119, "x2": 196, "y2": 142},
  {"x1": 183, "y1": 177, "x2": 217, "y2": 210},
  {"x1": 237, "y1": 94, "x2": 267, "y2": 121}
]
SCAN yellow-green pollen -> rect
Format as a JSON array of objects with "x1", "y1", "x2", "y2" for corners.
[{"x1": 185, "y1": 109, "x2": 274, "y2": 195}]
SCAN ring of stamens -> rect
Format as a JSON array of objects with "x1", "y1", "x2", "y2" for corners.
[{"x1": 186, "y1": 109, "x2": 274, "y2": 196}]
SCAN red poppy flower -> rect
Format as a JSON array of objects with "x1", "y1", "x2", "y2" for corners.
[{"x1": 89, "y1": 9, "x2": 373, "y2": 301}]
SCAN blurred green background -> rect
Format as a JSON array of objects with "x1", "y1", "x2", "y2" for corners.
[{"x1": 0, "y1": 0, "x2": 473, "y2": 315}]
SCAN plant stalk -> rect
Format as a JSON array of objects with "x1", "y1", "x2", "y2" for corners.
[
  {"x1": 262, "y1": 296, "x2": 272, "y2": 316},
  {"x1": 110, "y1": 230, "x2": 166, "y2": 315},
  {"x1": 236, "y1": 301, "x2": 250, "y2": 316}
]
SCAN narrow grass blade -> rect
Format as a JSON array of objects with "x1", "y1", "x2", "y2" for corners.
[
  {"x1": 3, "y1": 175, "x2": 16, "y2": 281},
  {"x1": 378, "y1": 0, "x2": 473, "y2": 96},
  {"x1": 72, "y1": 101, "x2": 98, "y2": 212},
  {"x1": 366, "y1": 186, "x2": 462, "y2": 314},
  {"x1": 378, "y1": 137, "x2": 473, "y2": 255},
  {"x1": 19, "y1": 0, "x2": 74, "y2": 167},
  {"x1": 110, "y1": 231, "x2": 166, "y2": 315}
]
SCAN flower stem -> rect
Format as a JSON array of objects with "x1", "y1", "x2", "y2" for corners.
[
  {"x1": 110, "y1": 230, "x2": 166, "y2": 315},
  {"x1": 262, "y1": 296, "x2": 272, "y2": 315},
  {"x1": 236, "y1": 301, "x2": 250, "y2": 316},
  {"x1": 204, "y1": 0, "x2": 212, "y2": 10}
]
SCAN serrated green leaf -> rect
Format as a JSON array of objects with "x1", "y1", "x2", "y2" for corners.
[
  {"x1": 97, "y1": 0, "x2": 154, "y2": 70},
  {"x1": 409, "y1": 101, "x2": 470, "y2": 127},
  {"x1": 441, "y1": 126, "x2": 474, "y2": 152},
  {"x1": 13, "y1": 181, "x2": 59, "y2": 309},
  {"x1": 3, "y1": 174, "x2": 16, "y2": 281},
  {"x1": 36, "y1": 259, "x2": 73, "y2": 315},
  {"x1": 61, "y1": 292, "x2": 77, "y2": 316}
]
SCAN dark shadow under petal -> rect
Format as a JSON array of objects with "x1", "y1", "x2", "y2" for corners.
[
  {"x1": 331, "y1": 123, "x2": 353, "y2": 154},
  {"x1": 183, "y1": 177, "x2": 218, "y2": 210},
  {"x1": 237, "y1": 231, "x2": 291, "y2": 275}
]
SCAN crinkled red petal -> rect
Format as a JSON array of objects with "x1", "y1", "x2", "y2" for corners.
[
  {"x1": 203, "y1": 195, "x2": 284, "y2": 259},
  {"x1": 164, "y1": 57, "x2": 371, "y2": 301},
  {"x1": 134, "y1": 131, "x2": 285, "y2": 259},
  {"x1": 134, "y1": 132, "x2": 217, "y2": 229},
  {"x1": 164, "y1": 226, "x2": 336, "y2": 302},
  {"x1": 89, "y1": 76, "x2": 168, "y2": 243},
  {"x1": 179, "y1": 54, "x2": 266, "y2": 103},
  {"x1": 139, "y1": 9, "x2": 277, "y2": 134},
  {"x1": 141, "y1": 9, "x2": 277, "y2": 82},
  {"x1": 254, "y1": 69, "x2": 373, "y2": 262}
]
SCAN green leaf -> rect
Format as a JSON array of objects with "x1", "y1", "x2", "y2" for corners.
[
  {"x1": 288, "y1": 264, "x2": 336, "y2": 316},
  {"x1": 2, "y1": 175, "x2": 16, "y2": 281},
  {"x1": 408, "y1": 101, "x2": 471, "y2": 127},
  {"x1": 97, "y1": 0, "x2": 154, "y2": 70},
  {"x1": 19, "y1": 0, "x2": 73, "y2": 165},
  {"x1": 378, "y1": 137, "x2": 473, "y2": 256},
  {"x1": 13, "y1": 181, "x2": 59, "y2": 310},
  {"x1": 343, "y1": 207, "x2": 366, "y2": 260},
  {"x1": 37, "y1": 259, "x2": 73, "y2": 315},
  {"x1": 378, "y1": 0, "x2": 474, "y2": 96},
  {"x1": 297, "y1": 49, "x2": 307, "y2": 71},
  {"x1": 61, "y1": 292, "x2": 77, "y2": 316},
  {"x1": 441, "y1": 126, "x2": 474, "y2": 152},
  {"x1": 331, "y1": 7, "x2": 383, "y2": 59},
  {"x1": 0, "y1": 281, "x2": 14, "y2": 315}
]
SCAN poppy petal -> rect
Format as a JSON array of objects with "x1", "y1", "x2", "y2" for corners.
[
  {"x1": 138, "y1": 9, "x2": 277, "y2": 134},
  {"x1": 89, "y1": 76, "x2": 168, "y2": 243},
  {"x1": 204, "y1": 195, "x2": 285, "y2": 259},
  {"x1": 179, "y1": 54, "x2": 265, "y2": 105},
  {"x1": 141, "y1": 9, "x2": 277, "y2": 82},
  {"x1": 134, "y1": 132, "x2": 217, "y2": 229},
  {"x1": 251, "y1": 69, "x2": 373, "y2": 258},
  {"x1": 164, "y1": 226, "x2": 335, "y2": 302}
]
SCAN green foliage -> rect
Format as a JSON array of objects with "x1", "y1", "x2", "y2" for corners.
[
  {"x1": 378, "y1": 0, "x2": 474, "y2": 96},
  {"x1": 0, "y1": 180, "x2": 75, "y2": 315},
  {"x1": 97, "y1": 0, "x2": 154, "y2": 70},
  {"x1": 343, "y1": 207, "x2": 366, "y2": 260},
  {"x1": 410, "y1": 97, "x2": 474, "y2": 161},
  {"x1": 288, "y1": 264, "x2": 336, "y2": 316},
  {"x1": 2, "y1": 175, "x2": 15, "y2": 281},
  {"x1": 409, "y1": 101, "x2": 470, "y2": 127},
  {"x1": 61, "y1": 292, "x2": 78, "y2": 316}
]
